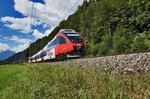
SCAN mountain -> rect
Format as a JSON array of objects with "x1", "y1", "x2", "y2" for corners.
[
  {"x1": 0, "y1": 50, "x2": 16, "y2": 61},
  {"x1": 1, "y1": 0, "x2": 150, "y2": 64},
  {"x1": 0, "y1": 50, "x2": 26, "y2": 65}
]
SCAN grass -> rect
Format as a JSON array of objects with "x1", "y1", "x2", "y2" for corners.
[
  {"x1": 0, "y1": 64, "x2": 25, "y2": 98},
  {"x1": 0, "y1": 63, "x2": 150, "y2": 98}
]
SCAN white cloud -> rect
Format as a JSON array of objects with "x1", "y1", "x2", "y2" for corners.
[
  {"x1": 9, "y1": 36, "x2": 32, "y2": 53},
  {"x1": 14, "y1": 0, "x2": 32, "y2": 17},
  {"x1": 12, "y1": 0, "x2": 61, "y2": 28},
  {"x1": 43, "y1": 24, "x2": 48, "y2": 28},
  {"x1": 13, "y1": 0, "x2": 62, "y2": 26},
  {"x1": 9, "y1": 27, "x2": 54, "y2": 52},
  {"x1": 1, "y1": 17, "x2": 42, "y2": 34},
  {"x1": 0, "y1": 36, "x2": 9, "y2": 41},
  {"x1": 33, "y1": 26, "x2": 54, "y2": 39},
  {"x1": 2, "y1": 37, "x2": 10, "y2": 41},
  {"x1": 4, "y1": 37, "x2": 9, "y2": 40},
  {"x1": 1, "y1": 17, "x2": 31, "y2": 33},
  {"x1": 11, "y1": 43, "x2": 29, "y2": 53},
  {"x1": 0, "y1": 43, "x2": 10, "y2": 52},
  {"x1": 45, "y1": 27, "x2": 55, "y2": 36},
  {"x1": 44, "y1": 0, "x2": 83, "y2": 19},
  {"x1": 0, "y1": 42, "x2": 30, "y2": 53},
  {"x1": 33, "y1": 29, "x2": 45, "y2": 39},
  {"x1": 10, "y1": 36, "x2": 32, "y2": 44}
]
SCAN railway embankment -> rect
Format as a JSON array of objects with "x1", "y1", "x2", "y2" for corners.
[{"x1": 50, "y1": 51, "x2": 150, "y2": 75}]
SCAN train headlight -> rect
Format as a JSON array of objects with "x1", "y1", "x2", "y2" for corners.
[
  {"x1": 78, "y1": 46, "x2": 81, "y2": 50},
  {"x1": 75, "y1": 46, "x2": 82, "y2": 50}
]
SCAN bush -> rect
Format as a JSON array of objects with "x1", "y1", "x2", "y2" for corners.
[{"x1": 131, "y1": 32, "x2": 150, "y2": 51}]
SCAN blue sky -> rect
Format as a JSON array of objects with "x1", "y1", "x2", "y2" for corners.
[{"x1": 0, "y1": 0, "x2": 83, "y2": 53}]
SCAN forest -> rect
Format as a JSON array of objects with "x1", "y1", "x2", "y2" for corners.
[{"x1": 1, "y1": 0, "x2": 150, "y2": 64}]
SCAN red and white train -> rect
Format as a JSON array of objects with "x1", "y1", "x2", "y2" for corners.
[{"x1": 28, "y1": 29, "x2": 85, "y2": 63}]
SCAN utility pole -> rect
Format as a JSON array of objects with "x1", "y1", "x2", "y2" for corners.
[{"x1": 29, "y1": 41, "x2": 32, "y2": 63}]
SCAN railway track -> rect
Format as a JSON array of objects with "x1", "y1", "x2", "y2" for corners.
[
  {"x1": 48, "y1": 50, "x2": 150, "y2": 75},
  {"x1": 46, "y1": 50, "x2": 150, "y2": 63}
]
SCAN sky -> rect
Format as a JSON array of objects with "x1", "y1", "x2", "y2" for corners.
[{"x1": 0, "y1": 0, "x2": 84, "y2": 53}]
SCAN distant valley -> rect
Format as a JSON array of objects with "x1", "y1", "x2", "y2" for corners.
[{"x1": 0, "y1": 50, "x2": 16, "y2": 61}]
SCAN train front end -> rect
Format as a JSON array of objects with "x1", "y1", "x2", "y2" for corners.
[{"x1": 64, "y1": 32, "x2": 85, "y2": 57}]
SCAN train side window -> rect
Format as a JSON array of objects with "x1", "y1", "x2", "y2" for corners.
[
  {"x1": 59, "y1": 36, "x2": 67, "y2": 44},
  {"x1": 48, "y1": 38, "x2": 58, "y2": 48},
  {"x1": 43, "y1": 51, "x2": 46, "y2": 56},
  {"x1": 39, "y1": 53, "x2": 42, "y2": 58},
  {"x1": 47, "y1": 38, "x2": 60, "y2": 49},
  {"x1": 40, "y1": 53, "x2": 42, "y2": 58},
  {"x1": 40, "y1": 51, "x2": 46, "y2": 57},
  {"x1": 47, "y1": 43, "x2": 52, "y2": 48},
  {"x1": 55, "y1": 37, "x2": 59, "y2": 45},
  {"x1": 52, "y1": 39, "x2": 56, "y2": 46},
  {"x1": 33, "y1": 57, "x2": 35, "y2": 60}
]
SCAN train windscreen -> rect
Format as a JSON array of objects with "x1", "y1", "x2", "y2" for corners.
[{"x1": 65, "y1": 33, "x2": 83, "y2": 43}]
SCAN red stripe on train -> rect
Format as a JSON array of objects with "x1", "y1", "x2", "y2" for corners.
[
  {"x1": 35, "y1": 54, "x2": 37, "y2": 62},
  {"x1": 41, "y1": 48, "x2": 44, "y2": 61}
]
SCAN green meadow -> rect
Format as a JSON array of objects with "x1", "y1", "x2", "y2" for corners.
[
  {"x1": 0, "y1": 63, "x2": 149, "y2": 98},
  {"x1": 0, "y1": 64, "x2": 24, "y2": 97}
]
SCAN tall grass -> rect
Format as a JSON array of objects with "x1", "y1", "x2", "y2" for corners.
[
  {"x1": 1, "y1": 63, "x2": 150, "y2": 98},
  {"x1": 0, "y1": 64, "x2": 24, "y2": 98}
]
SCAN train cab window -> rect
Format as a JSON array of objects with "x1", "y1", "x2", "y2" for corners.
[
  {"x1": 64, "y1": 33, "x2": 83, "y2": 43},
  {"x1": 58, "y1": 36, "x2": 68, "y2": 44}
]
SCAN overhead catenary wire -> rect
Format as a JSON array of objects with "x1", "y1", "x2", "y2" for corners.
[
  {"x1": 61, "y1": 0, "x2": 72, "y2": 15},
  {"x1": 63, "y1": 0, "x2": 80, "y2": 18},
  {"x1": 30, "y1": 0, "x2": 81, "y2": 31},
  {"x1": 54, "y1": 0, "x2": 81, "y2": 26},
  {"x1": 54, "y1": 0, "x2": 72, "y2": 26}
]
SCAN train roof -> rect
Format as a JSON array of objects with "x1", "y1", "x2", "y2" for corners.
[{"x1": 58, "y1": 29, "x2": 76, "y2": 33}]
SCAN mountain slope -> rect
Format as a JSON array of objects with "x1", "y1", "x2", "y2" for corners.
[{"x1": 0, "y1": 50, "x2": 16, "y2": 61}]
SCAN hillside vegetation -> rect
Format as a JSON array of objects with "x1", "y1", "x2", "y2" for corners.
[
  {"x1": 0, "y1": 63, "x2": 150, "y2": 98},
  {"x1": 2, "y1": 0, "x2": 150, "y2": 64}
]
